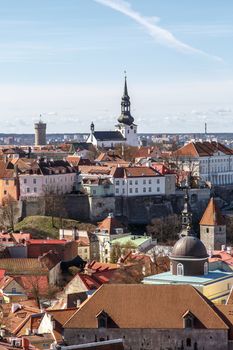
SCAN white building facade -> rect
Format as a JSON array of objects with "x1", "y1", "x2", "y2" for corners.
[
  {"x1": 86, "y1": 76, "x2": 138, "y2": 148},
  {"x1": 174, "y1": 141, "x2": 233, "y2": 186},
  {"x1": 112, "y1": 166, "x2": 166, "y2": 197}
]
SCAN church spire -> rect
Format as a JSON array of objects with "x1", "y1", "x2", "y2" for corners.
[
  {"x1": 124, "y1": 72, "x2": 128, "y2": 96},
  {"x1": 118, "y1": 73, "x2": 134, "y2": 126},
  {"x1": 180, "y1": 187, "x2": 195, "y2": 237}
]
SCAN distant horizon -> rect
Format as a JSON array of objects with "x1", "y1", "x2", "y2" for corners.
[{"x1": 0, "y1": 1, "x2": 233, "y2": 133}]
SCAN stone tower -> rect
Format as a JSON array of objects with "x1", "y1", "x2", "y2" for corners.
[
  {"x1": 34, "y1": 117, "x2": 46, "y2": 146},
  {"x1": 116, "y1": 75, "x2": 138, "y2": 147},
  {"x1": 200, "y1": 197, "x2": 226, "y2": 251}
]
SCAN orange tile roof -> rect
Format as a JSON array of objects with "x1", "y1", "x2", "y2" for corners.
[
  {"x1": 0, "y1": 259, "x2": 48, "y2": 274},
  {"x1": 98, "y1": 215, "x2": 124, "y2": 235},
  {"x1": 200, "y1": 198, "x2": 225, "y2": 226},
  {"x1": 209, "y1": 250, "x2": 233, "y2": 266},
  {"x1": 174, "y1": 141, "x2": 233, "y2": 158},
  {"x1": 64, "y1": 284, "x2": 228, "y2": 329},
  {"x1": 111, "y1": 166, "x2": 161, "y2": 178}
]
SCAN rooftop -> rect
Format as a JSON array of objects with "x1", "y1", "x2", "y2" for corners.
[
  {"x1": 112, "y1": 235, "x2": 151, "y2": 247},
  {"x1": 200, "y1": 197, "x2": 225, "y2": 226},
  {"x1": 143, "y1": 269, "x2": 233, "y2": 286}
]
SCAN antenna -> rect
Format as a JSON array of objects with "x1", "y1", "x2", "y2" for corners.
[{"x1": 205, "y1": 122, "x2": 207, "y2": 135}]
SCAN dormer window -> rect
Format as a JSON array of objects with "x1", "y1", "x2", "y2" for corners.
[
  {"x1": 183, "y1": 311, "x2": 195, "y2": 329},
  {"x1": 96, "y1": 311, "x2": 108, "y2": 328},
  {"x1": 96, "y1": 310, "x2": 118, "y2": 329}
]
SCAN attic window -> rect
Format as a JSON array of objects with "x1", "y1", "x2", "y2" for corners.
[
  {"x1": 183, "y1": 312, "x2": 194, "y2": 329},
  {"x1": 96, "y1": 311, "x2": 108, "y2": 328}
]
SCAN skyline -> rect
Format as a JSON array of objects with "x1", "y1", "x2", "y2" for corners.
[{"x1": 0, "y1": 0, "x2": 233, "y2": 133}]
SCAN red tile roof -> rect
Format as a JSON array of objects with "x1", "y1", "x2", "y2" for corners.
[
  {"x1": 200, "y1": 198, "x2": 225, "y2": 226},
  {"x1": 27, "y1": 239, "x2": 66, "y2": 245}
]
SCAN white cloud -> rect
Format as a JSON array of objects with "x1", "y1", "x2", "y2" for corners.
[{"x1": 94, "y1": 0, "x2": 222, "y2": 61}]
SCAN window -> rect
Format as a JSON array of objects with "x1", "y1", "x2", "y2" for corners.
[
  {"x1": 135, "y1": 180, "x2": 138, "y2": 185},
  {"x1": 105, "y1": 249, "x2": 108, "y2": 255},
  {"x1": 129, "y1": 188, "x2": 132, "y2": 193},
  {"x1": 157, "y1": 179, "x2": 160, "y2": 184},
  {"x1": 24, "y1": 179, "x2": 27, "y2": 184},
  {"x1": 149, "y1": 179, "x2": 152, "y2": 184},
  {"x1": 135, "y1": 188, "x2": 138, "y2": 193},
  {"x1": 184, "y1": 315, "x2": 194, "y2": 329},
  {"x1": 34, "y1": 187, "x2": 37, "y2": 193},
  {"x1": 219, "y1": 227, "x2": 222, "y2": 232},
  {"x1": 5, "y1": 180, "x2": 9, "y2": 185},
  {"x1": 186, "y1": 338, "x2": 191, "y2": 347},
  {"x1": 116, "y1": 188, "x2": 119, "y2": 194},
  {"x1": 157, "y1": 187, "x2": 160, "y2": 192},
  {"x1": 143, "y1": 187, "x2": 146, "y2": 193},
  {"x1": 27, "y1": 188, "x2": 30, "y2": 193},
  {"x1": 129, "y1": 180, "x2": 132, "y2": 185},
  {"x1": 149, "y1": 187, "x2": 152, "y2": 192},
  {"x1": 12, "y1": 288, "x2": 16, "y2": 293},
  {"x1": 206, "y1": 228, "x2": 209, "y2": 233},
  {"x1": 93, "y1": 190, "x2": 96, "y2": 195},
  {"x1": 3, "y1": 190, "x2": 7, "y2": 195},
  {"x1": 177, "y1": 263, "x2": 184, "y2": 276},
  {"x1": 33, "y1": 179, "x2": 36, "y2": 184},
  {"x1": 204, "y1": 262, "x2": 208, "y2": 275},
  {"x1": 116, "y1": 180, "x2": 119, "y2": 186},
  {"x1": 143, "y1": 179, "x2": 146, "y2": 184},
  {"x1": 122, "y1": 189, "x2": 125, "y2": 194}
]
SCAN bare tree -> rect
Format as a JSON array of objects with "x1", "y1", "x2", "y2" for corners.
[
  {"x1": 0, "y1": 195, "x2": 19, "y2": 231},
  {"x1": 43, "y1": 186, "x2": 67, "y2": 228}
]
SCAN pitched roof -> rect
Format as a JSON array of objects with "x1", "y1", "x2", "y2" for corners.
[
  {"x1": 174, "y1": 141, "x2": 233, "y2": 158},
  {"x1": 200, "y1": 198, "x2": 225, "y2": 226},
  {"x1": 46, "y1": 308, "x2": 77, "y2": 342},
  {"x1": 111, "y1": 166, "x2": 162, "y2": 178},
  {"x1": 63, "y1": 284, "x2": 228, "y2": 329},
  {"x1": 98, "y1": 214, "x2": 124, "y2": 235},
  {"x1": 93, "y1": 131, "x2": 125, "y2": 142},
  {"x1": 0, "y1": 258, "x2": 48, "y2": 275}
]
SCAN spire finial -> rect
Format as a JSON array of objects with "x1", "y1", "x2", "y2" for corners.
[{"x1": 123, "y1": 71, "x2": 128, "y2": 96}]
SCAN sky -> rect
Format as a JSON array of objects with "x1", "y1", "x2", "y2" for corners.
[{"x1": 0, "y1": 0, "x2": 233, "y2": 133}]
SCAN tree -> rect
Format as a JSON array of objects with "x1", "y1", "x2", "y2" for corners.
[
  {"x1": 0, "y1": 195, "x2": 19, "y2": 231},
  {"x1": 147, "y1": 214, "x2": 181, "y2": 244},
  {"x1": 110, "y1": 240, "x2": 136, "y2": 263},
  {"x1": 44, "y1": 186, "x2": 67, "y2": 227}
]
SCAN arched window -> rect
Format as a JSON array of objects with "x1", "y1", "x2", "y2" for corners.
[
  {"x1": 204, "y1": 262, "x2": 208, "y2": 275},
  {"x1": 177, "y1": 263, "x2": 184, "y2": 276}
]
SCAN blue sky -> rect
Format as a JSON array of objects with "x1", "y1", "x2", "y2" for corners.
[{"x1": 0, "y1": 0, "x2": 233, "y2": 133}]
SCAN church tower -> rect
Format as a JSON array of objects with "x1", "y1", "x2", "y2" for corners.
[
  {"x1": 200, "y1": 197, "x2": 226, "y2": 251},
  {"x1": 179, "y1": 189, "x2": 194, "y2": 237},
  {"x1": 116, "y1": 74, "x2": 138, "y2": 147}
]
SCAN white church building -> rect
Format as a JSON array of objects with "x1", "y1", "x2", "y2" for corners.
[{"x1": 86, "y1": 76, "x2": 138, "y2": 148}]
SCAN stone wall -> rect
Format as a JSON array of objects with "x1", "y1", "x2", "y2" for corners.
[
  {"x1": 64, "y1": 328, "x2": 228, "y2": 350},
  {"x1": 20, "y1": 188, "x2": 211, "y2": 226},
  {"x1": 89, "y1": 196, "x2": 115, "y2": 221}
]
